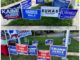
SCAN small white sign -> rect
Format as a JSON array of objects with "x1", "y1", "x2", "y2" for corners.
[{"x1": 41, "y1": 6, "x2": 59, "y2": 17}]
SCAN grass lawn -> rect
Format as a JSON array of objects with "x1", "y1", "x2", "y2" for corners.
[
  {"x1": 20, "y1": 37, "x2": 79, "y2": 52},
  {"x1": 1, "y1": 54, "x2": 79, "y2": 60},
  {"x1": 6, "y1": 2, "x2": 73, "y2": 26},
  {"x1": 1, "y1": 37, "x2": 79, "y2": 60},
  {"x1": 1, "y1": 0, "x2": 20, "y2": 7}
]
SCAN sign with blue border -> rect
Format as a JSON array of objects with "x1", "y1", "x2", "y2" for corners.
[
  {"x1": 21, "y1": 0, "x2": 31, "y2": 9},
  {"x1": 53, "y1": 0, "x2": 70, "y2": 12},
  {"x1": 28, "y1": 45, "x2": 37, "y2": 55},
  {"x1": 1, "y1": 4, "x2": 22, "y2": 19},
  {"x1": 32, "y1": 41, "x2": 38, "y2": 46},
  {"x1": 22, "y1": 9, "x2": 41, "y2": 20},
  {"x1": 45, "y1": 39, "x2": 53, "y2": 45},
  {"x1": 50, "y1": 45, "x2": 67, "y2": 57},
  {"x1": 36, "y1": 0, "x2": 44, "y2": 4},
  {"x1": 60, "y1": 9, "x2": 78, "y2": 19},
  {"x1": 63, "y1": 38, "x2": 71, "y2": 45},
  {"x1": 9, "y1": 46, "x2": 18, "y2": 55}
]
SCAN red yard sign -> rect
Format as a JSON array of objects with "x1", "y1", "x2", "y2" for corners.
[
  {"x1": 16, "y1": 44, "x2": 28, "y2": 54},
  {"x1": 37, "y1": 50, "x2": 51, "y2": 60}
]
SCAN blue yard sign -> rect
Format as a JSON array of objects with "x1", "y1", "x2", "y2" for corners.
[
  {"x1": 9, "y1": 46, "x2": 18, "y2": 55},
  {"x1": 21, "y1": 0, "x2": 31, "y2": 9},
  {"x1": 45, "y1": 39, "x2": 53, "y2": 45},
  {"x1": 22, "y1": 9, "x2": 41, "y2": 20},
  {"x1": 60, "y1": 9, "x2": 78, "y2": 19},
  {"x1": 1, "y1": 4, "x2": 22, "y2": 19},
  {"x1": 53, "y1": 0, "x2": 70, "y2": 12},
  {"x1": 36, "y1": 0, "x2": 44, "y2": 4},
  {"x1": 9, "y1": 39, "x2": 18, "y2": 43},
  {"x1": 28, "y1": 46, "x2": 37, "y2": 55},
  {"x1": 63, "y1": 38, "x2": 71, "y2": 45},
  {"x1": 32, "y1": 41, "x2": 38, "y2": 46},
  {"x1": 50, "y1": 45, "x2": 67, "y2": 57}
]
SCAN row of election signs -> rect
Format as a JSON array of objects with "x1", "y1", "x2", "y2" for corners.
[
  {"x1": 1, "y1": 0, "x2": 78, "y2": 20},
  {"x1": 8, "y1": 37, "x2": 67, "y2": 60}
]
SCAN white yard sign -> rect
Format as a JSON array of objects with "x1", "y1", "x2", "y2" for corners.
[{"x1": 41, "y1": 6, "x2": 59, "y2": 17}]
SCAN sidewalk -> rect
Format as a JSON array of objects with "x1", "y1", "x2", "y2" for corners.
[{"x1": 67, "y1": 52, "x2": 79, "y2": 56}]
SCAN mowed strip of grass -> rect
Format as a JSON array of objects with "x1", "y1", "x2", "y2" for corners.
[
  {"x1": 20, "y1": 37, "x2": 79, "y2": 52},
  {"x1": 1, "y1": 54, "x2": 79, "y2": 60},
  {"x1": 6, "y1": 6, "x2": 72, "y2": 26},
  {"x1": 1, "y1": 37, "x2": 79, "y2": 60}
]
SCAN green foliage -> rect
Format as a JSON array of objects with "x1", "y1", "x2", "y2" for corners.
[
  {"x1": 1, "y1": 0, "x2": 20, "y2": 7},
  {"x1": 69, "y1": 4, "x2": 74, "y2": 9}
]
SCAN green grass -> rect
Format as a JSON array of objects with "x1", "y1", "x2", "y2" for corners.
[
  {"x1": 6, "y1": 17, "x2": 72, "y2": 26},
  {"x1": 20, "y1": 37, "x2": 79, "y2": 52},
  {"x1": 5, "y1": 1, "x2": 73, "y2": 26},
  {"x1": 1, "y1": 37, "x2": 79, "y2": 60},
  {"x1": 1, "y1": 0, "x2": 20, "y2": 7},
  {"x1": 1, "y1": 54, "x2": 79, "y2": 60}
]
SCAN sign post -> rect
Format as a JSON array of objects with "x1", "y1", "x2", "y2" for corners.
[
  {"x1": 62, "y1": 30, "x2": 70, "y2": 60},
  {"x1": 4, "y1": 30, "x2": 11, "y2": 60}
]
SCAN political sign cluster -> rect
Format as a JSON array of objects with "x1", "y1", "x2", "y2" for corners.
[
  {"x1": 1, "y1": 0, "x2": 78, "y2": 20},
  {"x1": 1, "y1": 30, "x2": 71, "y2": 60}
]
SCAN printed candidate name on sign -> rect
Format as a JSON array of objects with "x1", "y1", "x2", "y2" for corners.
[
  {"x1": 37, "y1": 50, "x2": 51, "y2": 60},
  {"x1": 45, "y1": 39, "x2": 53, "y2": 45},
  {"x1": 50, "y1": 45, "x2": 67, "y2": 57},
  {"x1": 16, "y1": 44, "x2": 28, "y2": 55},
  {"x1": 21, "y1": 0, "x2": 31, "y2": 9},
  {"x1": 22, "y1": 9, "x2": 41, "y2": 20},
  {"x1": 9, "y1": 46, "x2": 18, "y2": 55},
  {"x1": 36, "y1": 0, "x2": 44, "y2": 4},
  {"x1": 60, "y1": 9, "x2": 78, "y2": 19},
  {"x1": 63, "y1": 38, "x2": 71, "y2": 45},
  {"x1": 32, "y1": 41, "x2": 38, "y2": 46},
  {"x1": 41, "y1": 6, "x2": 59, "y2": 17},
  {"x1": 28, "y1": 45, "x2": 37, "y2": 55},
  {"x1": 1, "y1": 4, "x2": 22, "y2": 19},
  {"x1": 18, "y1": 30, "x2": 32, "y2": 38},
  {"x1": 53, "y1": 0, "x2": 70, "y2": 12}
]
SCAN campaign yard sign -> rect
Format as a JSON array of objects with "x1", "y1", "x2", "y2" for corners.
[
  {"x1": 16, "y1": 44, "x2": 28, "y2": 55},
  {"x1": 1, "y1": 30, "x2": 6, "y2": 40},
  {"x1": 28, "y1": 46, "x2": 37, "y2": 55},
  {"x1": 60, "y1": 9, "x2": 78, "y2": 19},
  {"x1": 9, "y1": 46, "x2": 18, "y2": 55},
  {"x1": 18, "y1": 30, "x2": 32, "y2": 38},
  {"x1": 45, "y1": 39, "x2": 53, "y2": 45},
  {"x1": 9, "y1": 39, "x2": 18, "y2": 43},
  {"x1": 41, "y1": 6, "x2": 59, "y2": 17},
  {"x1": 22, "y1": 9, "x2": 41, "y2": 20},
  {"x1": 8, "y1": 30, "x2": 18, "y2": 40},
  {"x1": 63, "y1": 38, "x2": 71, "y2": 45},
  {"x1": 21, "y1": 0, "x2": 31, "y2": 9},
  {"x1": 37, "y1": 50, "x2": 51, "y2": 60},
  {"x1": 36, "y1": 0, "x2": 44, "y2": 4},
  {"x1": 50, "y1": 45, "x2": 67, "y2": 57},
  {"x1": 32, "y1": 41, "x2": 38, "y2": 46},
  {"x1": 53, "y1": 0, "x2": 70, "y2": 12},
  {"x1": 1, "y1": 4, "x2": 22, "y2": 19}
]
